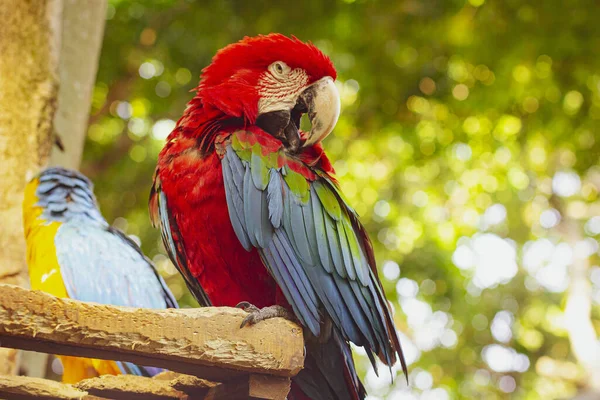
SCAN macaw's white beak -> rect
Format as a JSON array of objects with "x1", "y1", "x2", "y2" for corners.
[
  {"x1": 255, "y1": 76, "x2": 340, "y2": 153},
  {"x1": 300, "y1": 76, "x2": 341, "y2": 147}
]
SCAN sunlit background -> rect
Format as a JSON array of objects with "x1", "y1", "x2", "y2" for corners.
[{"x1": 80, "y1": 1, "x2": 600, "y2": 398}]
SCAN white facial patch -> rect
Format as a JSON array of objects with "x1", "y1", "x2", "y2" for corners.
[{"x1": 257, "y1": 68, "x2": 309, "y2": 114}]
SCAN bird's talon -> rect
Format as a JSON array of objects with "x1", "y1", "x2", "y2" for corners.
[
  {"x1": 235, "y1": 301, "x2": 260, "y2": 313},
  {"x1": 240, "y1": 314, "x2": 255, "y2": 329},
  {"x1": 238, "y1": 304, "x2": 295, "y2": 329}
]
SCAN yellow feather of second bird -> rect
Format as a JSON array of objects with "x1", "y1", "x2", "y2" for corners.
[{"x1": 23, "y1": 179, "x2": 122, "y2": 383}]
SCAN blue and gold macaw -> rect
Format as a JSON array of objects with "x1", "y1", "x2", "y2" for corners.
[{"x1": 22, "y1": 167, "x2": 177, "y2": 383}]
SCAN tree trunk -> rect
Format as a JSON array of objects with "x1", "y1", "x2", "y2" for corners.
[
  {"x1": 50, "y1": 0, "x2": 107, "y2": 170},
  {"x1": 0, "y1": 0, "x2": 107, "y2": 375},
  {"x1": 0, "y1": 0, "x2": 63, "y2": 375},
  {"x1": 24, "y1": 0, "x2": 107, "y2": 380}
]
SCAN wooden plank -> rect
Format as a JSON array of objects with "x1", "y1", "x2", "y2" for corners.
[
  {"x1": 75, "y1": 375, "x2": 188, "y2": 400},
  {"x1": 0, "y1": 373, "x2": 290, "y2": 400},
  {"x1": 247, "y1": 375, "x2": 291, "y2": 400},
  {"x1": 153, "y1": 371, "x2": 217, "y2": 399},
  {"x1": 155, "y1": 372, "x2": 290, "y2": 400},
  {"x1": 203, "y1": 375, "x2": 290, "y2": 400},
  {"x1": 0, "y1": 374, "x2": 100, "y2": 400},
  {"x1": 0, "y1": 284, "x2": 304, "y2": 382}
]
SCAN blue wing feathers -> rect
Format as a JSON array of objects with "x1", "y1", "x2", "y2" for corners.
[
  {"x1": 271, "y1": 231, "x2": 319, "y2": 313},
  {"x1": 222, "y1": 156, "x2": 252, "y2": 250},
  {"x1": 343, "y1": 221, "x2": 370, "y2": 286},
  {"x1": 261, "y1": 248, "x2": 307, "y2": 324},
  {"x1": 242, "y1": 163, "x2": 273, "y2": 248},
  {"x1": 325, "y1": 216, "x2": 346, "y2": 278},
  {"x1": 287, "y1": 194, "x2": 314, "y2": 265},
  {"x1": 305, "y1": 265, "x2": 363, "y2": 344},
  {"x1": 331, "y1": 273, "x2": 375, "y2": 348},
  {"x1": 258, "y1": 187, "x2": 274, "y2": 248},
  {"x1": 251, "y1": 152, "x2": 268, "y2": 190},
  {"x1": 311, "y1": 190, "x2": 334, "y2": 274},
  {"x1": 350, "y1": 280, "x2": 386, "y2": 348},
  {"x1": 55, "y1": 224, "x2": 175, "y2": 310},
  {"x1": 117, "y1": 361, "x2": 164, "y2": 378},
  {"x1": 36, "y1": 180, "x2": 60, "y2": 194},
  {"x1": 301, "y1": 195, "x2": 320, "y2": 263},
  {"x1": 336, "y1": 220, "x2": 357, "y2": 281},
  {"x1": 47, "y1": 202, "x2": 68, "y2": 213},
  {"x1": 108, "y1": 227, "x2": 179, "y2": 309},
  {"x1": 221, "y1": 144, "x2": 404, "y2": 374},
  {"x1": 262, "y1": 242, "x2": 320, "y2": 335},
  {"x1": 242, "y1": 166, "x2": 254, "y2": 243},
  {"x1": 225, "y1": 146, "x2": 246, "y2": 177},
  {"x1": 267, "y1": 170, "x2": 283, "y2": 228}
]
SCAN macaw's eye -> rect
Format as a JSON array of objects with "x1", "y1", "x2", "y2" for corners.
[{"x1": 269, "y1": 61, "x2": 289, "y2": 78}]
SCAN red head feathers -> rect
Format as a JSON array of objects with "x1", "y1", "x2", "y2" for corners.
[
  {"x1": 200, "y1": 34, "x2": 336, "y2": 89},
  {"x1": 171, "y1": 34, "x2": 339, "y2": 157},
  {"x1": 194, "y1": 34, "x2": 336, "y2": 123}
]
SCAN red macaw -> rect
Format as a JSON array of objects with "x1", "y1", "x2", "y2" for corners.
[{"x1": 150, "y1": 34, "x2": 406, "y2": 400}]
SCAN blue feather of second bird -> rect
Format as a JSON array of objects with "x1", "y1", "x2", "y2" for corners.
[{"x1": 55, "y1": 223, "x2": 172, "y2": 309}]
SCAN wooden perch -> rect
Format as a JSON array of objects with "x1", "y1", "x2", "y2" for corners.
[
  {"x1": 203, "y1": 374, "x2": 291, "y2": 400},
  {"x1": 153, "y1": 371, "x2": 217, "y2": 398},
  {"x1": 75, "y1": 375, "x2": 190, "y2": 400},
  {"x1": 0, "y1": 284, "x2": 304, "y2": 382},
  {"x1": 0, "y1": 373, "x2": 292, "y2": 400},
  {"x1": 0, "y1": 375, "x2": 93, "y2": 400}
]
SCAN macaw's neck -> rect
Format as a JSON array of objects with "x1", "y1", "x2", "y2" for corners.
[{"x1": 174, "y1": 96, "x2": 245, "y2": 155}]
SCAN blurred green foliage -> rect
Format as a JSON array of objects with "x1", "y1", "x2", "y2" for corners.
[{"x1": 83, "y1": 0, "x2": 600, "y2": 398}]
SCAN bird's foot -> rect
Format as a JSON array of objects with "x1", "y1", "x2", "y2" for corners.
[{"x1": 235, "y1": 301, "x2": 296, "y2": 328}]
